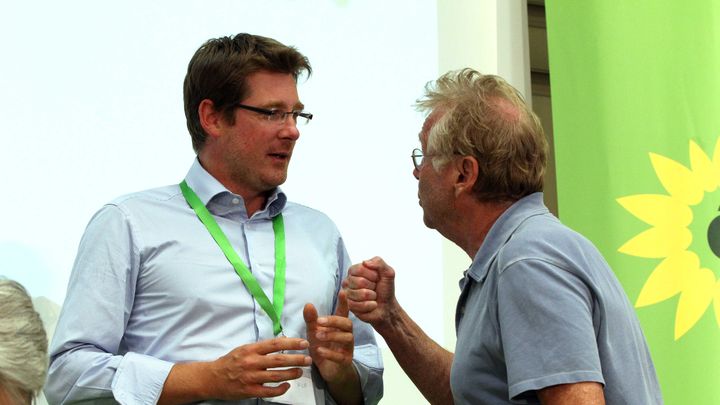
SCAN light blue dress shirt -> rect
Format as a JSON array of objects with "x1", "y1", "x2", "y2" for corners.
[{"x1": 46, "y1": 159, "x2": 383, "y2": 404}]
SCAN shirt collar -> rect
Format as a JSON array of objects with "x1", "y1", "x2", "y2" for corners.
[
  {"x1": 466, "y1": 192, "x2": 548, "y2": 282},
  {"x1": 183, "y1": 158, "x2": 287, "y2": 220}
]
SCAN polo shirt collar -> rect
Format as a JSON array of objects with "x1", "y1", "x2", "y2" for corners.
[{"x1": 466, "y1": 192, "x2": 548, "y2": 283}]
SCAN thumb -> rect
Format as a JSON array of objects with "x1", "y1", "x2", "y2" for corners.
[
  {"x1": 362, "y1": 256, "x2": 385, "y2": 270},
  {"x1": 334, "y1": 289, "x2": 350, "y2": 318},
  {"x1": 363, "y1": 256, "x2": 394, "y2": 278},
  {"x1": 303, "y1": 303, "x2": 318, "y2": 330}
]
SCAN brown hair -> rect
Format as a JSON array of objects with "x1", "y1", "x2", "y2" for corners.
[
  {"x1": 416, "y1": 68, "x2": 547, "y2": 202},
  {"x1": 183, "y1": 33, "x2": 311, "y2": 152}
]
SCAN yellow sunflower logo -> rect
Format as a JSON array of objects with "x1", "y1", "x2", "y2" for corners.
[{"x1": 617, "y1": 139, "x2": 720, "y2": 340}]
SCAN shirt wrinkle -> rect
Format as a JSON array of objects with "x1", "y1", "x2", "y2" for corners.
[{"x1": 45, "y1": 158, "x2": 383, "y2": 405}]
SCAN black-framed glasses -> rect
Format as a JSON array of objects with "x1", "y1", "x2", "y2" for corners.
[{"x1": 235, "y1": 103, "x2": 313, "y2": 125}]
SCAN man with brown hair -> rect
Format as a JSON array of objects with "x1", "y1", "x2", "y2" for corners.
[
  {"x1": 46, "y1": 33, "x2": 382, "y2": 405},
  {"x1": 345, "y1": 69, "x2": 661, "y2": 404}
]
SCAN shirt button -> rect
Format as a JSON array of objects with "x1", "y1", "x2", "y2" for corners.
[{"x1": 232, "y1": 198, "x2": 240, "y2": 205}]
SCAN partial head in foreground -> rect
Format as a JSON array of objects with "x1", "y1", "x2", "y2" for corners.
[{"x1": 0, "y1": 279, "x2": 48, "y2": 405}]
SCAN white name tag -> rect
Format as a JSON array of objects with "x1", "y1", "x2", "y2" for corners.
[{"x1": 265, "y1": 366, "x2": 315, "y2": 405}]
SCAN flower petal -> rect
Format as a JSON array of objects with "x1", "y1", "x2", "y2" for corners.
[
  {"x1": 618, "y1": 226, "x2": 691, "y2": 258},
  {"x1": 689, "y1": 140, "x2": 718, "y2": 192},
  {"x1": 636, "y1": 251, "x2": 699, "y2": 307},
  {"x1": 675, "y1": 267, "x2": 715, "y2": 339},
  {"x1": 617, "y1": 194, "x2": 692, "y2": 227},
  {"x1": 650, "y1": 152, "x2": 704, "y2": 206}
]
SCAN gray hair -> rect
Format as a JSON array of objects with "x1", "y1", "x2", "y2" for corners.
[
  {"x1": 415, "y1": 68, "x2": 547, "y2": 202},
  {"x1": 0, "y1": 279, "x2": 48, "y2": 404}
]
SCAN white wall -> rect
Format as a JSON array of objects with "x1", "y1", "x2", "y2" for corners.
[{"x1": 0, "y1": 1, "x2": 529, "y2": 403}]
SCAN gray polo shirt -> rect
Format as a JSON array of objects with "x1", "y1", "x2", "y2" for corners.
[{"x1": 450, "y1": 192, "x2": 662, "y2": 404}]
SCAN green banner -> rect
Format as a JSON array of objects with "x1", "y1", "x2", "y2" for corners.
[{"x1": 546, "y1": 1, "x2": 720, "y2": 403}]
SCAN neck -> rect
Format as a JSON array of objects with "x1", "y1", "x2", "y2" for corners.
[
  {"x1": 442, "y1": 198, "x2": 513, "y2": 258},
  {"x1": 197, "y1": 154, "x2": 270, "y2": 218}
]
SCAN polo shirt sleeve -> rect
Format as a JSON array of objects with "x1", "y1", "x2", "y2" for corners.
[{"x1": 497, "y1": 258, "x2": 605, "y2": 401}]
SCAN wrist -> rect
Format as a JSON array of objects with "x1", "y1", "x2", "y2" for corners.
[
  {"x1": 160, "y1": 361, "x2": 215, "y2": 405},
  {"x1": 324, "y1": 362, "x2": 358, "y2": 386},
  {"x1": 375, "y1": 299, "x2": 403, "y2": 336},
  {"x1": 194, "y1": 361, "x2": 215, "y2": 399}
]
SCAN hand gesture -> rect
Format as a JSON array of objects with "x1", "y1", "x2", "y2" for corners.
[
  {"x1": 303, "y1": 289, "x2": 356, "y2": 385},
  {"x1": 206, "y1": 337, "x2": 312, "y2": 400},
  {"x1": 343, "y1": 256, "x2": 397, "y2": 330}
]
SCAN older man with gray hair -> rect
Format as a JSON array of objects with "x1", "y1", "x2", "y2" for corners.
[
  {"x1": 345, "y1": 69, "x2": 663, "y2": 404},
  {"x1": 0, "y1": 279, "x2": 48, "y2": 404}
]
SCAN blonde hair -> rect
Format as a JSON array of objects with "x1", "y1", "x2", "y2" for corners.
[
  {"x1": 415, "y1": 68, "x2": 547, "y2": 202},
  {"x1": 0, "y1": 279, "x2": 48, "y2": 404}
]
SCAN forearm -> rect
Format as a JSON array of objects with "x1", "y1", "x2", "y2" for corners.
[
  {"x1": 158, "y1": 361, "x2": 214, "y2": 405},
  {"x1": 325, "y1": 364, "x2": 362, "y2": 405},
  {"x1": 377, "y1": 303, "x2": 453, "y2": 405},
  {"x1": 46, "y1": 349, "x2": 173, "y2": 404}
]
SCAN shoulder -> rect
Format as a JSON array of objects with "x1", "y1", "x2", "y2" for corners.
[
  {"x1": 108, "y1": 184, "x2": 181, "y2": 210},
  {"x1": 283, "y1": 201, "x2": 338, "y2": 227},
  {"x1": 496, "y1": 212, "x2": 605, "y2": 274},
  {"x1": 85, "y1": 184, "x2": 183, "y2": 230}
]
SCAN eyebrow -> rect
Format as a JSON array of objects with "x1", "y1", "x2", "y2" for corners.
[{"x1": 263, "y1": 101, "x2": 305, "y2": 111}]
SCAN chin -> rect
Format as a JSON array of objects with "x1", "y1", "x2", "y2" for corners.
[{"x1": 422, "y1": 215, "x2": 436, "y2": 230}]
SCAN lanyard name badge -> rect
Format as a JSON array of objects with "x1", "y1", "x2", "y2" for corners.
[
  {"x1": 180, "y1": 180, "x2": 286, "y2": 336},
  {"x1": 181, "y1": 181, "x2": 316, "y2": 405}
]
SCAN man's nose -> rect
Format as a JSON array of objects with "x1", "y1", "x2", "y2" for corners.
[
  {"x1": 279, "y1": 118, "x2": 300, "y2": 140},
  {"x1": 413, "y1": 167, "x2": 420, "y2": 180}
]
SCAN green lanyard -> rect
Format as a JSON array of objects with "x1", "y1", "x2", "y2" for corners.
[{"x1": 180, "y1": 180, "x2": 286, "y2": 336}]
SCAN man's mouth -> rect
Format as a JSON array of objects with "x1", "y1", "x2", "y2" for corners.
[{"x1": 268, "y1": 152, "x2": 291, "y2": 160}]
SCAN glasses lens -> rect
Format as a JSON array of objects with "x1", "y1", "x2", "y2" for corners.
[
  {"x1": 266, "y1": 110, "x2": 285, "y2": 122},
  {"x1": 412, "y1": 149, "x2": 423, "y2": 169}
]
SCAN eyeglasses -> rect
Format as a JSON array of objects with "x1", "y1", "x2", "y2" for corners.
[
  {"x1": 411, "y1": 148, "x2": 463, "y2": 170},
  {"x1": 235, "y1": 103, "x2": 313, "y2": 125},
  {"x1": 411, "y1": 148, "x2": 428, "y2": 170}
]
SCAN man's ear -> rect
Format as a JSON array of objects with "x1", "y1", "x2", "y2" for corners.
[
  {"x1": 198, "y1": 99, "x2": 225, "y2": 139},
  {"x1": 454, "y1": 156, "x2": 479, "y2": 197}
]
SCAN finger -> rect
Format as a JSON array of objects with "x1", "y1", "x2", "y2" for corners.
[
  {"x1": 347, "y1": 300, "x2": 378, "y2": 314},
  {"x1": 317, "y1": 315, "x2": 353, "y2": 331},
  {"x1": 255, "y1": 337, "x2": 309, "y2": 355},
  {"x1": 258, "y1": 366, "x2": 305, "y2": 383},
  {"x1": 361, "y1": 256, "x2": 385, "y2": 270},
  {"x1": 334, "y1": 289, "x2": 350, "y2": 318},
  {"x1": 303, "y1": 303, "x2": 319, "y2": 332},
  {"x1": 315, "y1": 346, "x2": 352, "y2": 363},
  {"x1": 344, "y1": 275, "x2": 377, "y2": 290},
  {"x1": 263, "y1": 353, "x2": 313, "y2": 369},
  {"x1": 347, "y1": 263, "x2": 380, "y2": 282},
  {"x1": 315, "y1": 330, "x2": 354, "y2": 344},
  {"x1": 363, "y1": 256, "x2": 395, "y2": 280},
  {"x1": 255, "y1": 382, "x2": 292, "y2": 398},
  {"x1": 344, "y1": 287, "x2": 377, "y2": 302}
]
